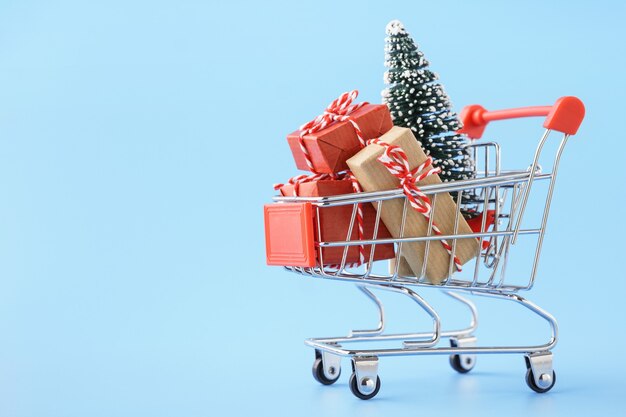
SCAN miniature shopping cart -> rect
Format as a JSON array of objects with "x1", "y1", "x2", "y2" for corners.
[{"x1": 266, "y1": 97, "x2": 585, "y2": 399}]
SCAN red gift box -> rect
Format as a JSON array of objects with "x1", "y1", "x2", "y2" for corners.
[
  {"x1": 264, "y1": 202, "x2": 317, "y2": 267},
  {"x1": 265, "y1": 179, "x2": 395, "y2": 267},
  {"x1": 287, "y1": 102, "x2": 393, "y2": 174}
]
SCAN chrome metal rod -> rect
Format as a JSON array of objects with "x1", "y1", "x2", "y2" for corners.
[
  {"x1": 298, "y1": 269, "x2": 529, "y2": 293},
  {"x1": 525, "y1": 134, "x2": 570, "y2": 290},
  {"x1": 349, "y1": 286, "x2": 386, "y2": 337},
  {"x1": 338, "y1": 202, "x2": 359, "y2": 271},
  {"x1": 273, "y1": 172, "x2": 551, "y2": 206},
  {"x1": 445, "y1": 191, "x2": 463, "y2": 283},
  {"x1": 319, "y1": 229, "x2": 541, "y2": 247},
  {"x1": 305, "y1": 291, "x2": 557, "y2": 358},
  {"x1": 512, "y1": 129, "x2": 551, "y2": 243},
  {"x1": 374, "y1": 285, "x2": 440, "y2": 348},
  {"x1": 364, "y1": 201, "x2": 383, "y2": 278},
  {"x1": 443, "y1": 290, "x2": 479, "y2": 337},
  {"x1": 308, "y1": 328, "x2": 474, "y2": 345},
  {"x1": 419, "y1": 194, "x2": 437, "y2": 281}
]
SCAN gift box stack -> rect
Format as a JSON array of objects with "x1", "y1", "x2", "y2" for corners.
[
  {"x1": 265, "y1": 91, "x2": 396, "y2": 268},
  {"x1": 264, "y1": 90, "x2": 490, "y2": 283}
]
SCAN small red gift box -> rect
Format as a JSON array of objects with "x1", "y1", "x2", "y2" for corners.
[
  {"x1": 265, "y1": 202, "x2": 317, "y2": 267},
  {"x1": 265, "y1": 179, "x2": 395, "y2": 267},
  {"x1": 287, "y1": 103, "x2": 393, "y2": 174}
]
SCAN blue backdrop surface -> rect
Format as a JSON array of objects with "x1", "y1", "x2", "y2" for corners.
[{"x1": 1, "y1": 1, "x2": 625, "y2": 416}]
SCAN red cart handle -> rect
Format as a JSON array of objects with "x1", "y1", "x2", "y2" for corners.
[{"x1": 457, "y1": 96, "x2": 585, "y2": 139}]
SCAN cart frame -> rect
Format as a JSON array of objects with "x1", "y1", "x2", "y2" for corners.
[{"x1": 270, "y1": 97, "x2": 584, "y2": 399}]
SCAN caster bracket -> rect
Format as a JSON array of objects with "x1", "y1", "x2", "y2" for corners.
[
  {"x1": 352, "y1": 356, "x2": 379, "y2": 396},
  {"x1": 320, "y1": 349, "x2": 342, "y2": 381},
  {"x1": 525, "y1": 352, "x2": 554, "y2": 390},
  {"x1": 450, "y1": 335, "x2": 477, "y2": 371}
]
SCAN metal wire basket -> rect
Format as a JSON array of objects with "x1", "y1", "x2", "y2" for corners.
[{"x1": 269, "y1": 97, "x2": 585, "y2": 399}]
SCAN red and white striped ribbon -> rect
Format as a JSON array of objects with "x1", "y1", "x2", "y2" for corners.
[
  {"x1": 368, "y1": 138, "x2": 463, "y2": 273},
  {"x1": 297, "y1": 90, "x2": 368, "y2": 172},
  {"x1": 273, "y1": 172, "x2": 339, "y2": 196}
]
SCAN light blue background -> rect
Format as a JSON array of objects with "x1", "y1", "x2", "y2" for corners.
[{"x1": 1, "y1": 0, "x2": 624, "y2": 416}]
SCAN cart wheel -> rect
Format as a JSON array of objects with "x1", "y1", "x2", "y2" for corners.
[
  {"x1": 312, "y1": 357, "x2": 341, "y2": 385},
  {"x1": 449, "y1": 338, "x2": 476, "y2": 373},
  {"x1": 525, "y1": 368, "x2": 556, "y2": 393},
  {"x1": 449, "y1": 354, "x2": 475, "y2": 373},
  {"x1": 349, "y1": 373, "x2": 381, "y2": 400}
]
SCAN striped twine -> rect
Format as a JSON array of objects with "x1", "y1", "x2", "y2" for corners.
[{"x1": 368, "y1": 138, "x2": 463, "y2": 272}]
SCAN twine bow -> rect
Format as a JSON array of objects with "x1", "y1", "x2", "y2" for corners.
[{"x1": 297, "y1": 90, "x2": 368, "y2": 173}]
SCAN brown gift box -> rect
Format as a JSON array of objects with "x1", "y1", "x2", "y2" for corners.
[
  {"x1": 279, "y1": 179, "x2": 395, "y2": 266},
  {"x1": 346, "y1": 126, "x2": 479, "y2": 283},
  {"x1": 389, "y1": 256, "x2": 419, "y2": 277},
  {"x1": 287, "y1": 104, "x2": 393, "y2": 174}
]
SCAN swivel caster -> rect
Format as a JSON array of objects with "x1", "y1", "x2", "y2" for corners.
[
  {"x1": 349, "y1": 356, "x2": 380, "y2": 400},
  {"x1": 525, "y1": 352, "x2": 556, "y2": 393},
  {"x1": 449, "y1": 336, "x2": 476, "y2": 373},
  {"x1": 312, "y1": 350, "x2": 341, "y2": 385}
]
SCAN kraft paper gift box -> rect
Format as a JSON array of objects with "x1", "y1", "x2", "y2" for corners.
[
  {"x1": 274, "y1": 179, "x2": 395, "y2": 266},
  {"x1": 287, "y1": 104, "x2": 393, "y2": 174},
  {"x1": 346, "y1": 126, "x2": 479, "y2": 283}
]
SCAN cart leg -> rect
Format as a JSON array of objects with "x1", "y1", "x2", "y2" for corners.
[
  {"x1": 444, "y1": 291, "x2": 478, "y2": 373},
  {"x1": 350, "y1": 356, "x2": 381, "y2": 400},
  {"x1": 472, "y1": 292, "x2": 558, "y2": 393},
  {"x1": 443, "y1": 290, "x2": 479, "y2": 336},
  {"x1": 525, "y1": 351, "x2": 556, "y2": 393},
  {"x1": 349, "y1": 285, "x2": 385, "y2": 337},
  {"x1": 473, "y1": 291, "x2": 558, "y2": 351}
]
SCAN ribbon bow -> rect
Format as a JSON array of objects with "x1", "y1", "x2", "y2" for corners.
[
  {"x1": 369, "y1": 138, "x2": 463, "y2": 273},
  {"x1": 297, "y1": 90, "x2": 368, "y2": 173}
]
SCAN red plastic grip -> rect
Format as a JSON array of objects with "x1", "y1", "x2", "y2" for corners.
[{"x1": 458, "y1": 96, "x2": 585, "y2": 139}]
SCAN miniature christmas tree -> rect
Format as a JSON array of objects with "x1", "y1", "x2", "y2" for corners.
[{"x1": 382, "y1": 20, "x2": 476, "y2": 207}]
